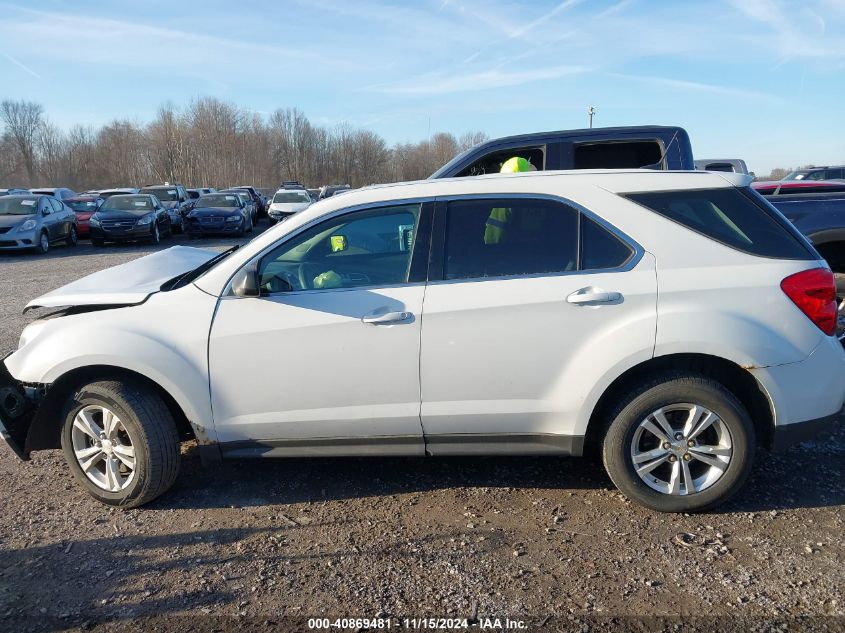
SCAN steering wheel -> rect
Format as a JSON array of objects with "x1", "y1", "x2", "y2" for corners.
[{"x1": 262, "y1": 269, "x2": 300, "y2": 293}]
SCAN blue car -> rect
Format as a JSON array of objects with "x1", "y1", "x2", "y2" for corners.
[{"x1": 185, "y1": 192, "x2": 253, "y2": 238}]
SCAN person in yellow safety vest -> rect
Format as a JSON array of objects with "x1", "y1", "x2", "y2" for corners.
[{"x1": 484, "y1": 156, "x2": 537, "y2": 244}]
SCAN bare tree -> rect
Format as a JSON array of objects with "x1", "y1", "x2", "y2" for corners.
[
  {"x1": 0, "y1": 98, "x2": 498, "y2": 190},
  {"x1": 1, "y1": 99, "x2": 44, "y2": 185}
]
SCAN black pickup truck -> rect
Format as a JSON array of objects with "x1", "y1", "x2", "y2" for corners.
[{"x1": 430, "y1": 125, "x2": 694, "y2": 177}]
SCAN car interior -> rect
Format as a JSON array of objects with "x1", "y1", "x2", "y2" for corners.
[{"x1": 259, "y1": 205, "x2": 419, "y2": 293}]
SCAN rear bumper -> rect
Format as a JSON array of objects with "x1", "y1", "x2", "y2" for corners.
[
  {"x1": 771, "y1": 409, "x2": 843, "y2": 451},
  {"x1": 750, "y1": 336, "x2": 845, "y2": 429}
]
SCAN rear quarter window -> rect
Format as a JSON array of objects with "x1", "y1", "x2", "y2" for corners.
[{"x1": 624, "y1": 187, "x2": 814, "y2": 260}]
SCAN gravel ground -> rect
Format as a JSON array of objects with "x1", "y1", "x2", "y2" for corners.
[{"x1": 0, "y1": 226, "x2": 843, "y2": 632}]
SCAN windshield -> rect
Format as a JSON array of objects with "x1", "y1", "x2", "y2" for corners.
[
  {"x1": 140, "y1": 187, "x2": 178, "y2": 201},
  {"x1": 198, "y1": 194, "x2": 240, "y2": 208},
  {"x1": 0, "y1": 197, "x2": 38, "y2": 215},
  {"x1": 162, "y1": 245, "x2": 240, "y2": 291},
  {"x1": 783, "y1": 171, "x2": 808, "y2": 180},
  {"x1": 273, "y1": 191, "x2": 310, "y2": 204},
  {"x1": 67, "y1": 200, "x2": 99, "y2": 211},
  {"x1": 100, "y1": 196, "x2": 154, "y2": 213}
]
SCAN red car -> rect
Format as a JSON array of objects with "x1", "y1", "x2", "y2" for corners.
[
  {"x1": 752, "y1": 180, "x2": 845, "y2": 195},
  {"x1": 64, "y1": 195, "x2": 104, "y2": 237}
]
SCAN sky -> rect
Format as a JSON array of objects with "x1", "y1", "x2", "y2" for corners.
[{"x1": 0, "y1": 0, "x2": 843, "y2": 175}]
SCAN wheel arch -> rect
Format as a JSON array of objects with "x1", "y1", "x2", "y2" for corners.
[
  {"x1": 26, "y1": 365, "x2": 197, "y2": 453},
  {"x1": 584, "y1": 353, "x2": 775, "y2": 454}
]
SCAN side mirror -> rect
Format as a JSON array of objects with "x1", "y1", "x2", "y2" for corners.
[
  {"x1": 231, "y1": 263, "x2": 261, "y2": 297},
  {"x1": 41, "y1": 208, "x2": 50, "y2": 216}
]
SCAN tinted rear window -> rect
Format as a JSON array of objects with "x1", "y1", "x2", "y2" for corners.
[
  {"x1": 574, "y1": 141, "x2": 662, "y2": 169},
  {"x1": 624, "y1": 187, "x2": 814, "y2": 260}
]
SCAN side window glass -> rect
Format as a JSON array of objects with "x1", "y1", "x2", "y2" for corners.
[
  {"x1": 456, "y1": 146, "x2": 544, "y2": 177},
  {"x1": 49, "y1": 198, "x2": 63, "y2": 213},
  {"x1": 259, "y1": 204, "x2": 421, "y2": 293},
  {"x1": 444, "y1": 198, "x2": 577, "y2": 280},
  {"x1": 579, "y1": 216, "x2": 634, "y2": 270}
]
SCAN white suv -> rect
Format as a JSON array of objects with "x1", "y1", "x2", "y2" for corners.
[
  {"x1": 268, "y1": 188, "x2": 312, "y2": 223},
  {"x1": 1, "y1": 170, "x2": 842, "y2": 511}
]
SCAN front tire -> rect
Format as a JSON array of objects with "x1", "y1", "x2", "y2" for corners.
[
  {"x1": 66, "y1": 226, "x2": 78, "y2": 247},
  {"x1": 602, "y1": 372, "x2": 755, "y2": 513},
  {"x1": 60, "y1": 380, "x2": 180, "y2": 508},
  {"x1": 34, "y1": 231, "x2": 49, "y2": 254},
  {"x1": 151, "y1": 223, "x2": 160, "y2": 244}
]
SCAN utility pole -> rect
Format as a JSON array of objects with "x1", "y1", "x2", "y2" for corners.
[{"x1": 587, "y1": 105, "x2": 596, "y2": 128}]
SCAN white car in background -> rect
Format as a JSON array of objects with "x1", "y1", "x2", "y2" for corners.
[
  {"x1": 268, "y1": 188, "x2": 312, "y2": 223},
  {"x1": 1, "y1": 170, "x2": 842, "y2": 511}
]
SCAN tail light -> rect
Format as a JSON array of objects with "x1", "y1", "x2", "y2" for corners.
[{"x1": 780, "y1": 268, "x2": 837, "y2": 335}]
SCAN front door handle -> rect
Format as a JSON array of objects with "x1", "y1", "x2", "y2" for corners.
[
  {"x1": 566, "y1": 288, "x2": 622, "y2": 305},
  {"x1": 361, "y1": 311, "x2": 412, "y2": 325}
]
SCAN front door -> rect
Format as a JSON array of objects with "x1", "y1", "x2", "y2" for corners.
[
  {"x1": 420, "y1": 196, "x2": 657, "y2": 454},
  {"x1": 208, "y1": 201, "x2": 431, "y2": 457}
]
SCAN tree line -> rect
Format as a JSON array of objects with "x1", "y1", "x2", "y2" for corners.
[{"x1": 0, "y1": 98, "x2": 488, "y2": 191}]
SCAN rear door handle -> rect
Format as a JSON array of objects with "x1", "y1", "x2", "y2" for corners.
[
  {"x1": 361, "y1": 311, "x2": 412, "y2": 325},
  {"x1": 566, "y1": 288, "x2": 622, "y2": 305}
]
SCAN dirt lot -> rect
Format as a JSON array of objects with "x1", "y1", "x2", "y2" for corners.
[{"x1": 0, "y1": 228, "x2": 843, "y2": 632}]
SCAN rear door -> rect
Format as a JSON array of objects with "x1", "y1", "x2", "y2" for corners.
[{"x1": 419, "y1": 195, "x2": 657, "y2": 454}]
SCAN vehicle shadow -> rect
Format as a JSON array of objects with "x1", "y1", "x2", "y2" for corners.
[
  {"x1": 0, "y1": 523, "x2": 510, "y2": 631},
  {"x1": 156, "y1": 424, "x2": 845, "y2": 513}
]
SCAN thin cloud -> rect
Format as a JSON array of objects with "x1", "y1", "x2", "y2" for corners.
[
  {"x1": 368, "y1": 65, "x2": 589, "y2": 95},
  {"x1": 606, "y1": 72, "x2": 781, "y2": 101},
  {"x1": 3, "y1": 52, "x2": 42, "y2": 79},
  {"x1": 508, "y1": 0, "x2": 583, "y2": 39}
]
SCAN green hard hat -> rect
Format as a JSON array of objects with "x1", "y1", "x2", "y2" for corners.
[{"x1": 500, "y1": 156, "x2": 535, "y2": 173}]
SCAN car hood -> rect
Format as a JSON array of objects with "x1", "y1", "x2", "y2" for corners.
[
  {"x1": 95, "y1": 210, "x2": 151, "y2": 220},
  {"x1": 24, "y1": 245, "x2": 217, "y2": 311},
  {"x1": 0, "y1": 214, "x2": 34, "y2": 228},
  {"x1": 269, "y1": 202, "x2": 310, "y2": 213},
  {"x1": 190, "y1": 206, "x2": 241, "y2": 216}
]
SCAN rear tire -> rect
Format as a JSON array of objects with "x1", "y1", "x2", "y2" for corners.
[
  {"x1": 66, "y1": 226, "x2": 78, "y2": 247},
  {"x1": 60, "y1": 380, "x2": 180, "y2": 508},
  {"x1": 602, "y1": 372, "x2": 755, "y2": 513}
]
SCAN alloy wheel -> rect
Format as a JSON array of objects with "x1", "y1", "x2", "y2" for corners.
[
  {"x1": 630, "y1": 403, "x2": 732, "y2": 496},
  {"x1": 71, "y1": 405, "x2": 136, "y2": 492}
]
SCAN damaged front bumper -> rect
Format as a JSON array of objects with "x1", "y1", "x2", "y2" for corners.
[{"x1": 0, "y1": 355, "x2": 35, "y2": 460}]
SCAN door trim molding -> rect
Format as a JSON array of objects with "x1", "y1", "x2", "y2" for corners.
[
  {"x1": 219, "y1": 435, "x2": 425, "y2": 458},
  {"x1": 424, "y1": 433, "x2": 584, "y2": 456},
  {"x1": 217, "y1": 433, "x2": 584, "y2": 458}
]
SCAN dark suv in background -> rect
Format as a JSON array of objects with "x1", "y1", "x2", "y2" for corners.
[
  {"x1": 138, "y1": 183, "x2": 191, "y2": 233},
  {"x1": 784, "y1": 166, "x2": 845, "y2": 182}
]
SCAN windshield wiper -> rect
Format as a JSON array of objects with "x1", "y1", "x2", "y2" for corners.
[{"x1": 161, "y1": 245, "x2": 240, "y2": 291}]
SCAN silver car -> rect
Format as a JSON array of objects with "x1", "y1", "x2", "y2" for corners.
[{"x1": 0, "y1": 195, "x2": 78, "y2": 254}]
